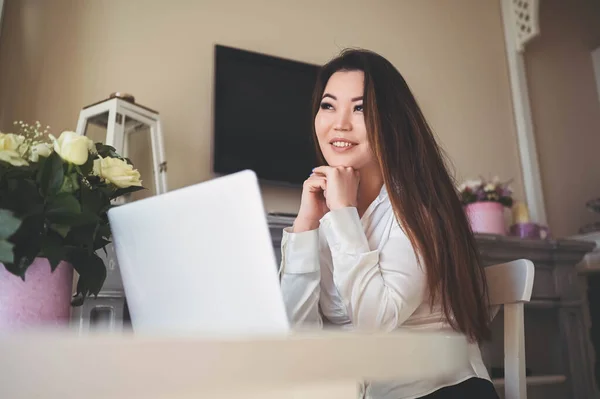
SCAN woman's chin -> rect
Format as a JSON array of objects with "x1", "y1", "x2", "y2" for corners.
[
  {"x1": 325, "y1": 160, "x2": 357, "y2": 168},
  {"x1": 323, "y1": 153, "x2": 356, "y2": 168}
]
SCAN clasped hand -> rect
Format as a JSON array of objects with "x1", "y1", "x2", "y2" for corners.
[
  {"x1": 313, "y1": 166, "x2": 360, "y2": 210},
  {"x1": 293, "y1": 166, "x2": 359, "y2": 232}
]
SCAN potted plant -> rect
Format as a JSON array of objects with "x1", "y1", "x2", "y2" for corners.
[
  {"x1": 0, "y1": 121, "x2": 143, "y2": 329},
  {"x1": 458, "y1": 177, "x2": 513, "y2": 235}
]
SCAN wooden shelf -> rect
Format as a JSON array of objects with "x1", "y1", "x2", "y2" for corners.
[
  {"x1": 527, "y1": 299, "x2": 561, "y2": 308},
  {"x1": 492, "y1": 374, "x2": 567, "y2": 386},
  {"x1": 495, "y1": 299, "x2": 581, "y2": 309}
]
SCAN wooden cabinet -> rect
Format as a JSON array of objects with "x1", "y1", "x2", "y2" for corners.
[
  {"x1": 477, "y1": 234, "x2": 597, "y2": 399},
  {"x1": 268, "y1": 217, "x2": 597, "y2": 399}
]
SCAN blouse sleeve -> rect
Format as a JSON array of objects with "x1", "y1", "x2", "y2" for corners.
[
  {"x1": 319, "y1": 207, "x2": 427, "y2": 331},
  {"x1": 278, "y1": 227, "x2": 323, "y2": 329}
]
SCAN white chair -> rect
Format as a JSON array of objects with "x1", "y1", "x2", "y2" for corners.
[{"x1": 485, "y1": 259, "x2": 535, "y2": 399}]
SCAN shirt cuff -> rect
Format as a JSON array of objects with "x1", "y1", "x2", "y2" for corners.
[
  {"x1": 319, "y1": 207, "x2": 371, "y2": 254},
  {"x1": 280, "y1": 227, "x2": 320, "y2": 274}
]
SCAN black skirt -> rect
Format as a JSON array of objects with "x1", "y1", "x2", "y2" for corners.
[{"x1": 418, "y1": 378, "x2": 499, "y2": 399}]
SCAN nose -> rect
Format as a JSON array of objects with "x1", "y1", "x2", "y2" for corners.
[{"x1": 334, "y1": 108, "x2": 352, "y2": 132}]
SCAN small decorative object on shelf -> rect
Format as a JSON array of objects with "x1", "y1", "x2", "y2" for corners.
[
  {"x1": 0, "y1": 121, "x2": 144, "y2": 330},
  {"x1": 508, "y1": 201, "x2": 550, "y2": 239},
  {"x1": 459, "y1": 177, "x2": 513, "y2": 235},
  {"x1": 586, "y1": 197, "x2": 600, "y2": 214},
  {"x1": 580, "y1": 197, "x2": 600, "y2": 234}
]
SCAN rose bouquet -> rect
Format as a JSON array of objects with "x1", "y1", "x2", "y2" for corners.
[{"x1": 0, "y1": 121, "x2": 143, "y2": 305}]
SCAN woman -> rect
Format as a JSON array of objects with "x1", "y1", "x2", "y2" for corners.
[{"x1": 279, "y1": 48, "x2": 499, "y2": 399}]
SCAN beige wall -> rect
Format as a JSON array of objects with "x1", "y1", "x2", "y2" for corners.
[
  {"x1": 0, "y1": 0, "x2": 523, "y2": 216},
  {"x1": 525, "y1": 0, "x2": 600, "y2": 237}
]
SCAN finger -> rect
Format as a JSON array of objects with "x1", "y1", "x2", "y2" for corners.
[
  {"x1": 312, "y1": 166, "x2": 333, "y2": 176},
  {"x1": 307, "y1": 174, "x2": 326, "y2": 182},
  {"x1": 304, "y1": 176, "x2": 327, "y2": 191},
  {"x1": 307, "y1": 180, "x2": 327, "y2": 193}
]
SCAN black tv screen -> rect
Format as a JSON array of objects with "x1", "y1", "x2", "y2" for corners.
[{"x1": 213, "y1": 45, "x2": 321, "y2": 186}]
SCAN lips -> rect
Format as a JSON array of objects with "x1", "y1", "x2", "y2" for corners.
[
  {"x1": 329, "y1": 137, "x2": 358, "y2": 152},
  {"x1": 329, "y1": 137, "x2": 358, "y2": 148}
]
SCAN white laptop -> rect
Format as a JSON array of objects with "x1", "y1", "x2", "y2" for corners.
[{"x1": 107, "y1": 170, "x2": 290, "y2": 336}]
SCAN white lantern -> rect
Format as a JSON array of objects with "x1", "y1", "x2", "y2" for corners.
[
  {"x1": 71, "y1": 93, "x2": 168, "y2": 333},
  {"x1": 76, "y1": 92, "x2": 168, "y2": 199}
]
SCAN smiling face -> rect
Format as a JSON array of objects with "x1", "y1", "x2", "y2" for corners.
[{"x1": 314, "y1": 70, "x2": 376, "y2": 170}]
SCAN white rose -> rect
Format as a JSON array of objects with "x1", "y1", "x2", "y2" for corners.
[
  {"x1": 0, "y1": 133, "x2": 28, "y2": 166},
  {"x1": 50, "y1": 131, "x2": 94, "y2": 165},
  {"x1": 93, "y1": 156, "x2": 142, "y2": 188},
  {"x1": 0, "y1": 149, "x2": 29, "y2": 166},
  {"x1": 29, "y1": 142, "x2": 53, "y2": 162},
  {"x1": 0, "y1": 132, "x2": 26, "y2": 153}
]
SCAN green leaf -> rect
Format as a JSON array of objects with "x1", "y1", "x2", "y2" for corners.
[
  {"x1": 79, "y1": 153, "x2": 95, "y2": 176},
  {"x1": 0, "y1": 209, "x2": 22, "y2": 266},
  {"x1": 59, "y1": 172, "x2": 80, "y2": 194},
  {"x1": 96, "y1": 223, "x2": 111, "y2": 239},
  {"x1": 112, "y1": 185, "x2": 145, "y2": 199},
  {"x1": 50, "y1": 224, "x2": 71, "y2": 238},
  {"x1": 98, "y1": 186, "x2": 115, "y2": 201},
  {"x1": 45, "y1": 193, "x2": 98, "y2": 226},
  {"x1": 38, "y1": 152, "x2": 64, "y2": 197},
  {"x1": 3, "y1": 165, "x2": 34, "y2": 180},
  {"x1": 69, "y1": 250, "x2": 107, "y2": 298},
  {"x1": 93, "y1": 237, "x2": 110, "y2": 251},
  {"x1": 2, "y1": 260, "x2": 22, "y2": 277},
  {"x1": 6, "y1": 252, "x2": 38, "y2": 280},
  {"x1": 41, "y1": 231, "x2": 67, "y2": 271},
  {"x1": 0, "y1": 240, "x2": 15, "y2": 264},
  {"x1": 46, "y1": 193, "x2": 80, "y2": 220},
  {"x1": 69, "y1": 212, "x2": 98, "y2": 227},
  {"x1": 45, "y1": 191, "x2": 98, "y2": 227},
  {"x1": 64, "y1": 223, "x2": 96, "y2": 249},
  {"x1": 71, "y1": 292, "x2": 85, "y2": 307},
  {"x1": 85, "y1": 175, "x2": 103, "y2": 186},
  {"x1": 0, "y1": 209, "x2": 22, "y2": 239},
  {"x1": 5, "y1": 178, "x2": 43, "y2": 216},
  {"x1": 95, "y1": 144, "x2": 122, "y2": 159},
  {"x1": 9, "y1": 214, "x2": 44, "y2": 277},
  {"x1": 81, "y1": 182, "x2": 108, "y2": 214}
]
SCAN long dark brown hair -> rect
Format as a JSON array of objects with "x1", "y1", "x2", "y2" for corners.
[{"x1": 311, "y1": 48, "x2": 491, "y2": 342}]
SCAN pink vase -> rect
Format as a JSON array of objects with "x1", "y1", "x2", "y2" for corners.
[
  {"x1": 465, "y1": 202, "x2": 506, "y2": 235},
  {"x1": 0, "y1": 258, "x2": 73, "y2": 330}
]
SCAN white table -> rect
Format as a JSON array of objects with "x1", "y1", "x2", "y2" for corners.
[{"x1": 0, "y1": 329, "x2": 469, "y2": 399}]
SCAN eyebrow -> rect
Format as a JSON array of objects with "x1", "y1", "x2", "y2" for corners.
[{"x1": 322, "y1": 93, "x2": 363, "y2": 102}]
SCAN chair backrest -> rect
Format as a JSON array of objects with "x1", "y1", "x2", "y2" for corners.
[
  {"x1": 485, "y1": 259, "x2": 535, "y2": 399},
  {"x1": 486, "y1": 259, "x2": 535, "y2": 306}
]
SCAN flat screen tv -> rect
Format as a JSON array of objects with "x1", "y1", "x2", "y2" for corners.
[{"x1": 213, "y1": 45, "x2": 321, "y2": 186}]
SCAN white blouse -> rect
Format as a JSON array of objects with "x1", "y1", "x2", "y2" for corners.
[{"x1": 279, "y1": 185, "x2": 490, "y2": 399}]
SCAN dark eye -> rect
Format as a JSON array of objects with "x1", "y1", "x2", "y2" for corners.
[
  {"x1": 320, "y1": 102, "x2": 334, "y2": 110},
  {"x1": 354, "y1": 104, "x2": 364, "y2": 112}
]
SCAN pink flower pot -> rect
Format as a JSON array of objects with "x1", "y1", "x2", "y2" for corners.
[
  {"x1": 0, "y1": 258, "x2": 73, "y2": 330},
  {"x1": 465, "y1": 202, "x2": 506, "y2": 235}
]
